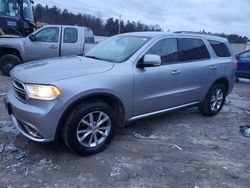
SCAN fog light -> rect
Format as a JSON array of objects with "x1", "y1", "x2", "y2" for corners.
[{"x1": 23, "y1": 123, "x2": 42, "y2": 139}]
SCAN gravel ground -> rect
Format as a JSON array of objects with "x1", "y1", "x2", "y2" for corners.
[{"x1": 0, "y1": 74, "x2": 250, "y2": 188}]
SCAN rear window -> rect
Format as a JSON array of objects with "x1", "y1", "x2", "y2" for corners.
[
  {"x1": 64, "y1": 28, "x2": 78, "y2": 43},
  {"x1": 178, "y1": 38, "x2": 210, "y2": 62},
  {"x1": 209, "y1": 40, "x2": 231, "y2": 57}
]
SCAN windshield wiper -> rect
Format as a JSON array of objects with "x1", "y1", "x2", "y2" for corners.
[
  {"x1": 85, "y1": 55, "x2": 102, "y2": 60},
  {"x1": 85, "y1": 55, "x2": 116, "y2": 63}
]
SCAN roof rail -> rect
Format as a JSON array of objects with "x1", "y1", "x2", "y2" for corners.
[{"x1": 174, "y1": 31, "x2": 215, "y2": 36}]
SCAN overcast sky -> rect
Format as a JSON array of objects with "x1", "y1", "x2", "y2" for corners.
[{"x1": 35, "y1": 0, "x2": 250, "y2": 37}]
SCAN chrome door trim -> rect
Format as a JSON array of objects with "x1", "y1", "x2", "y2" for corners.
[{"x1": 129, "y1": 102, "x2": 199, "y2": 121}]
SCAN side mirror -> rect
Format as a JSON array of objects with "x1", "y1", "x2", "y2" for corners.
[
  {"x1": 137, "y1": 54, "x2": 161, "y2": 68},
  {"x1": 29, "y1": 34, "x2": 36, "y2": 42}
]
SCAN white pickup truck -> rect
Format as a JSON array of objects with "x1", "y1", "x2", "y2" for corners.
[{"x1": 0, "y1": 25, "x2": 97, "y2": 76}]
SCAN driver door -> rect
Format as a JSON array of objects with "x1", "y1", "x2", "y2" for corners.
[
  {"x1": 23, "y1": 26, "x2": 60, "y2": 62},
  {"x1": 133, "y1": 38, "x2": 183, "y2": 116}
]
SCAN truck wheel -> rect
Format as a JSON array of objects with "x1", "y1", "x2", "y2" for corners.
[
  {"x1": 0, "y1": 54, "x2": 21, "y2": 76},
  {"x1": 62, "y1": 102, "x2": 117, "y2": 156},
  {"x1": 198, "y1": 83, "x2": 226, "y2": 116}
]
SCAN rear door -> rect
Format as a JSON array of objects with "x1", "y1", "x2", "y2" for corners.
[
  {"x1": 61, "y1": 26, "x2": 82, "y2": 56},
  {"x1": 237, "y1": 50, "x2": 250, "y2": 78},
  {"x1": 24, "y1": 26, "x2": 60, "y2": 62},
  {"x1": 176, "y1": 37, "x2": 213, "y2": 104}
]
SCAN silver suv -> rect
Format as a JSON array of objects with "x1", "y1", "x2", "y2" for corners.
[{"x1": 5, "y1": 32, "x2": 236, "y2": 155}]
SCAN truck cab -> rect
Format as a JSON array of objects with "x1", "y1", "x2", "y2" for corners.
[
  {"x1": 0, "y1": 25, "x2": 96, "y2": 76},
  {"x1": 25, "y1": 25, "x2": 95, "y2": 61}
]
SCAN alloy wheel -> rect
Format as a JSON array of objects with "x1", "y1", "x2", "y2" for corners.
[
  {"x1": 76, "y1": 111, "x2": 111, "y2": 148},
  {"x1": 210, "y1": 88, "x2": 224, "y2": 111}
]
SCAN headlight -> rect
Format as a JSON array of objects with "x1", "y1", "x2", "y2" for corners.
[{"x1": 25, "y1": 84, "x2": 61, "y2": 100}]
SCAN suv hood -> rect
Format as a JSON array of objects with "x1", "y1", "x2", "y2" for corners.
[{"x1": 11, "y1": 56, "x2": 114, "y2": 84}]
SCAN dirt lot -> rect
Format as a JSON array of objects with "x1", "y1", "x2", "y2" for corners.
[{"x1": 0, "y1": 74, "x2": 250, "y2": 188}]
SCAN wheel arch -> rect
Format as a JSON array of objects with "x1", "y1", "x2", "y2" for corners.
[
  {"x1": 0, "y1": 47, "x2": 23, "y2": 62},
  {"x1": 55, "y1": 92, "x2": 126, "y2": 141},
  {"x1": 212, "y1": 77, "x2": 230, "y2": 94}
]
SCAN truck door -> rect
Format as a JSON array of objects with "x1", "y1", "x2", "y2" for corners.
[
  {"x1": 24, "y1": 26, "x2": 60, "y2": 62},
  {"x1": 61, "y1": 26, "x2": 82, "y2": 56}
]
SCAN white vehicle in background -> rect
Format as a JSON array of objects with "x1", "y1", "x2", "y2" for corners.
[
  {"x1": 0, "y1": 25, "x2": 96, "y2": 76},
  {"x1": 246, "y1": 40, "x2": 250, "y2": 51}
]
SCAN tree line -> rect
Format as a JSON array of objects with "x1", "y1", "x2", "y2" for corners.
[
  {"x1": 200, "y1": 30, "x2": 248, "y2": 43},
  {"x1": 33, "y1": 4, "x2": 161, "y2": 36},
  {"x1": 33, "y1": 4, "x2": 248, "y2": 43}
]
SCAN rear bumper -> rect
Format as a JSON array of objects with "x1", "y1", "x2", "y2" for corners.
[{"x1": 4, "y1": 89, "x2": 64, "y2": 142}]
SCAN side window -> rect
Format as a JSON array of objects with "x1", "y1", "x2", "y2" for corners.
[
  {"x1": 209, "y1": 40, "x2": 231, "y2": 57},
  {"x1": 85, "y1": 29, "x2": 95, "y2": 44},
  {"x1": 35, "y1": 27, "x2": 59, "y2": 42},
  {"x1": 147, "y1": 38, "x2": 178, "y2": 64},
  {"x1": 178, "y1": 38, "x2": 210, "y2": 62},
  {"x1": 64, "y1": 28, "x2": 78, "y2": 43},
  {"x1": 239, "y1": 51, "x2": 250, "y2": 59}
]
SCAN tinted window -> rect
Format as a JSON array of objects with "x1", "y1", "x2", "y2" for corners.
[
  {"x1": 64, "y1": 28, "x2": 78, "y2": 43},
  {"x1": 209, "y1": 40, "x2": 231, "y2": 57},
  {"x1": 35, "y1": 27, "x2": 59, "y2": 42},
  {"x1": 178, "y1": 38, "x2": 210, "y2": 61},
  {"x1": 147, "y1": 38, "x2": 178, "y2": 64},
  {"x1": 85, "y1": 29, "x2": 95, "y2": 44}
]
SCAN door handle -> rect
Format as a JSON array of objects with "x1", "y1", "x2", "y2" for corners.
[
  {"x1": 209, "y1": 65, "x2": 217, "y2": 69},
  {"x1": 49, "y1": 45, "x2": 58, "y2": 49},
  {"x1": 171, "y1": 70, "x2": 181, "y2": 75}
]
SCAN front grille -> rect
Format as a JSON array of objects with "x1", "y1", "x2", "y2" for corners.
[{"x1": 12, "y1": 79, "x2": 27, "y2": 101}]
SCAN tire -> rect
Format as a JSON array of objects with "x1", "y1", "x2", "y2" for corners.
[
  {"x1": 199, "y1": 83, "x2": 226, "y2": 116},
  {"x1": 0, "y1": 54, "x2": 22, "y2": 76},
  {"x1": 62, "y1": 102, "x2": 117, "y2": 156}
]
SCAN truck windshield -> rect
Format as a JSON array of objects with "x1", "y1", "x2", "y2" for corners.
[
  {"x1": 0, "y1": 0, "x2": 34, "y2": 22},
  {"x1": 85, "y1": 35, "x2": 151, "y2": 63}
]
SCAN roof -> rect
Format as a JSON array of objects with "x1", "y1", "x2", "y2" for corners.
[
  {"x1": 43, "y1": 25, "x2": 89, "y2": 30},
  {"x1": 121, "y1": 31, "x2": 228, "y2": 42}
]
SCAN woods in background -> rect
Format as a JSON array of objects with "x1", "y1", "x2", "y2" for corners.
[
  {"x1": 33, "y1": 4, "x2": 248, "y2": 43},
  {"x1": 33, "y1": 4, "x2": 161, "y2": 36}
]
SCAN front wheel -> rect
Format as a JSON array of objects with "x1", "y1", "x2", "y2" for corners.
[
  {"x1": 199, "y1": 84, "x2": 226, "y2": 116},
  {"x1": 0, "y1": 54, "x2": 22, "y2": 76},
  {"x1": 62, "y1": 102, "x2": 117, "y2": 156}
]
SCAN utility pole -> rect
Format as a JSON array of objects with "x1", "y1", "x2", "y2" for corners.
[{"x1": 118, "y1": 14, "x2": 121, "y2": 34}]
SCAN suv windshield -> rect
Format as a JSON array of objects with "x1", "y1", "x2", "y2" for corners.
[{"x1": 85, "y1": 35, "x2": 151, "y2": 63}]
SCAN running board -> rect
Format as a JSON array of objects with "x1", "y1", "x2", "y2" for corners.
[{"x1": 129, "y1": 102, "x2": 199, "y2": 121}]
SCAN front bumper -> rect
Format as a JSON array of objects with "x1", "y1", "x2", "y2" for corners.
[{"x1": 4, "y1": 89, "x2": 64, "y2": 142}]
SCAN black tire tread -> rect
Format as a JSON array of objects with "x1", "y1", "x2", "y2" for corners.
[
  {"x1": 199, "y1": 83, "x2": 226, "y2": 116},
  {"x1": 62, "y1": 101, "x2": 117, "y2": 156},
  {"x1": 0, "y1": 54, "x2": 21, "y2": 76}
]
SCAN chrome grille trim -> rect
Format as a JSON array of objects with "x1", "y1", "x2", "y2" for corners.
[{"x1": 12, "y1": 78, "x2": 27, "y2": 101}]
